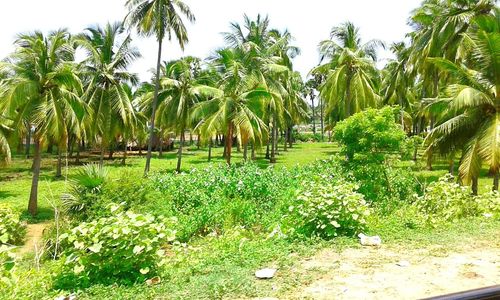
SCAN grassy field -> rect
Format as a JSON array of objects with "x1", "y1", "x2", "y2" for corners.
[{"x1": 1, "y1": 141, "x2": 495, "y2": 223}]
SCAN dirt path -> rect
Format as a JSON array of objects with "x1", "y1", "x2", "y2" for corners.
[
  {"x1": 18, "y1": 222, "x2": 51, "y2": 255},
  {"x1": 295, "y1": 241, "x2": 499, "y2": 299}
]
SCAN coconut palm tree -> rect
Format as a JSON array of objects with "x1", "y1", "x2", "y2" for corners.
[
  {"x1": 140, "y1": 57, "x2": 219, "y2": 172},
  {"x1": 1, "y1": 30, "x2": 84, "y2": 216},
  {"x1": 75, "y1": 22, "x2": 139, "y2": 166},
  {"x1": 425, "y1": 10, "x2": 499, "y2": 193},
  {"x1": 312, "y1": 22, "x2": 383, "y2": 122},
  {"x1": 125, "y1": 0, "x2": 195, "y2": 176},
  {"x1": 193, "y1": 47, "x2": 269, "y2": 165}
]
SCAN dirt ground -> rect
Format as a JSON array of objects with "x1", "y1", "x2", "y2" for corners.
[
  {"x1": 18, "y1": 222, "x2": 50, "y2": 255},
  {"x1": 295, "y1": 241, "x2": 499, "y2": 299}
]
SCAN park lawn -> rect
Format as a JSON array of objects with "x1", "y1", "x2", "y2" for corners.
[{"x1": 0, "y1": 141, "x2": 495, "y2": 223}]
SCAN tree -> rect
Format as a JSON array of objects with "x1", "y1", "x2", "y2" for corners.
[
  {"x1": 193, "y1": 48, "x2": 269, "y2": 165},
  {"x1": 312, "y1": 22, "x2": 383, "y2": 123},
  {"x1": 125, "y1": 0, "x2": 195, "y2": 176},
  {"x1": 141, "y1": 57, "x2": 218, "y2": 172},
  {"x1": 76, "y1": 22, "x2": 139, "y2": 166},
  {"x1": 0, "y1": 115, "x2": 11, "y2": 164},
  {"x1": 425, "y1": 10, "x2": 500, "y2": 193},
  {"x1": 1, "y1": 30, "x2": 84, "y2": 216}
]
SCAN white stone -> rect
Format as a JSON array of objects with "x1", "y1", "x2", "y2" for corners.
[{"x1": 255, "y1": 268, "x2": 277, "y2": 279}]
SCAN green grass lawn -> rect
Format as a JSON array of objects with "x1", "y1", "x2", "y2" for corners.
[{"x1": 0, "y1": 141, "x2": 496, "y2": 223}]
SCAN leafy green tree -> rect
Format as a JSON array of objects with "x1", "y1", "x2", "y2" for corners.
[
  {"x1": 1, "y1": 30, "x2": 84, "y2": 216},
  {"x1": 334, "y1": 106, "x2": 406, "y2": 162},
  {"x1": 313, "y1": 22, "x2": 383, "y2": 122},
  {"x1": 125, "y1": 0, "x2": 195, "y2": 176},
  {"x1": 75, "y1": 22, "x2": 139, "y2": 166}
]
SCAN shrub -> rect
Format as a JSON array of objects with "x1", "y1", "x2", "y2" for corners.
[
  {"x1": 55, "y1": 204, "x2": 176, "y2": 288},
  {"x1": 415, "y1": 174, "x2": 478, "y2": 225},
  {"x1": 293, "y1": 132, "x2": 323, "y2": 143},
  {"x1": 284, "y1": 177, "x2": 370, "y2": 239},
  {"x1": 61, "y1": 163, "x2": 109, "y2": 218},
  {"x1": 0, "y1": 245, "x2": 16, "y2": 287},
  {"x1": 334, "y1": 106, "x2": 406, "y2": 162},
  {"x1": 475, "y1": 191, "x2": 500, "y2": 219},
  {"x1": 0, "y1": 206, "x2": 26, "y2": 245}
]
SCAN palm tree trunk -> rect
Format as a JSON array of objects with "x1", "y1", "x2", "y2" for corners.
[
  {"x1": 225, "y1": 124, "x2": 233, "y2": 165},
  {"x1": 56, "y1": 149, "x2": 62, "y2": 178},
  {"x1": 311, "y1": 92, "x2": 316, "y2": 134},
  {"x1": 270, "y1": 119, "x2": 277, "y2": 163},
  {"x1": 25, "y1": 128, "x2": 31, "y2": 159},
  {"x1": 208, "y1": 138, "x2": 212, "y2": 162},
  {"x1": 122, "y1": 139, "x2": 127, "y2": 165},
  {"x1": 320, "y1": 96, "x2": 325, "y2": 141},
  {"x1": 158, "y1": 136, "x2": 163, "y2": 158},
  {"x1": 176, "y1": 132, "x2": 185, "y2": 173},
  {"x1": 144, "y1": 38, "x2": 164, "y2": 176},
  {"x1": 426, "y1": 151, "x2": 433, "y2": 171},
  {"x1": 243, "y1": 142, "x2": 248, "y2": 161},
  {"x1": 493, "y1": 172, "x2": 499, "y2": 192},
  {"x1": 251, "y1": 142, "x2": 256, "y2": 160},
  {"x1": 449, "y1": 159, "x2": 454, "y2": 176},
  {"x1": 345, "y1": 72, "x2": 352, "y2": 119},
  {"x1": 472, "y1": 176, "x2": 478, "y2": 196},
  {"x1": 284, "y1": 128, "x2": 288, "y2": 152},
  {"x1": 288, "y1": 127, "x2": 293, "y2": 148},
  {"x1": 413, "y1": 145, "x2": 418, "y2": 162},
  {"x1": 76, "y1": 141, "x2": 81, "y2": 165},
  {"x1": 265, "y1": 139, "x2": 270, "y2": 159},
  {"x1": 28, "y1": 138, "x2": 41, "y2": 216}
]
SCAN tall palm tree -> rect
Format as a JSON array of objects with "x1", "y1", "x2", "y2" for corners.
[
  {"x1": 140, "y1": 57, "x2": 219, "y2": 172},
  {"x1": 425, "y1": 10, "x2": 499, "y2": 193},
  {"x1": 75, "y1": 22, "x2": 139, "y2": 166},
  {"x1": 193, "y1": 48, "x2": 269, "y2": 165},
  {"x1": 312, "y1": 22, "x2": 383, "y2": 122},
  {"x1": 1, "y1": 30, "x2": 84, "y2": 216},
  {"x1": 382, "y1": 42, "x2": 416, "y2": 128},
  {"x1": 125, "y1": 0, "x2": 195, "y2": 176}
]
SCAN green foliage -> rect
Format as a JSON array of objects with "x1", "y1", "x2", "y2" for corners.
[
  {"x1": 0, "y1": 206, "x2": 26, "y2": 245},
  {"x1": 293, "y1": 132, "x2": 323, "y2": 143},
  {"x1": 475, "y1": 191, "x2": 500, "y2": 219},
  {"x1": 415, "y1": 174, "x2": 477, "y2": 225},
  {"x1": 61, "y1": 164, "x2": 109, "y2": 218},
  {"x1": 0, "y1": 245, "x2": 16, "y2": 287},
  {"x1": 285, "y1": 177, "x2": 370, "y2": 239},
  {"x1": 55, "y1": 204, "x2": 176, "y2": 288},
  {"x1": 334, "y1": 107, "x2": 406, "y2": 161},
  {"x1": 149, "y1": 163, "x2": 297, "y2": 241}
]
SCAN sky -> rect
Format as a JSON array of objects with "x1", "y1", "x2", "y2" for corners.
[{"x1": 0, "y1": 0, "x2": 423, "y2": 81}]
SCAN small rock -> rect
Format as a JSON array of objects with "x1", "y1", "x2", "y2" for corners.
[
  {"x1": 255, "y1": 268, "x2": 277, "y2": 279},
  {"x1": 396, "y1": 260, "x2": 410, "y2": 267},
  {"x1": 358, "y1": 233, "x2": 382, "y2": 246}
]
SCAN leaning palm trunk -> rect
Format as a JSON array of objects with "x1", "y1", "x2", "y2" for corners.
[
  {"x1": 28, "y1": 138, "x2": 41, "y2": 216},
  {"x1": 144, "y1": 38, "x2": 163, "y2": 176},
  {"x1": 493, "y1": 172, "x2": 499, "y2": 192},
  {"x1": 176, "y1": 132, "x2": 185, "y2": 173}
]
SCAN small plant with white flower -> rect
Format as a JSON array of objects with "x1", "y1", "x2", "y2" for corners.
[
  {"x1": 55, "y1": 204, "x2": 176, "y2": 288},
  {"x1": 285, "y1": 177, "x2": 371, "y2": 239}
]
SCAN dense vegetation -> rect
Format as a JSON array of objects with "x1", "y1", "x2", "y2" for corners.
[{"x1": 0, "y1": 0, "x2": 499, "y2": 299}]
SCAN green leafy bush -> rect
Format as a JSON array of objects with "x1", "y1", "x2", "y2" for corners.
[
  {"x1": 149, "y1": 163, "x2": 297, "y2": 241},
  {"x1": 294, "y1": 132, "x2": 323, "y2": 142},
  {"x1": 284, "y1": 177, "x2": 370, "y2": 239},
  {"x1": 415, "y1": 174, "x2": 477, "y2": 225},
  {"x1": 0, "y1": 245, "x2": 16, "y2": 287},
  {"x1": 475, "y1": 191, "x2": 500, "y2": 219},
  {"x1": 0, "y1": 206, "x2": 26, "y2": 245},
  {"x1": 55, "y1": 204, "x2": 176, "y2": 288},
  {"x1": 61, "y1": 163, "x2": 109, "y2": 218},
  {"x1": 334, "y1": 106, "x2": 406, "y2": 162}
]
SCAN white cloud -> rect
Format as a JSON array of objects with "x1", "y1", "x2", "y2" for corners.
[{"x1": 0, "y1": 0, "x2": 422, "y2": 81}]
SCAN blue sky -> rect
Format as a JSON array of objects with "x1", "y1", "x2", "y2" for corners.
[{"x1": 0, "y1": 0, "x2": 422, "y2": 81}]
